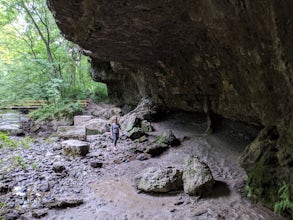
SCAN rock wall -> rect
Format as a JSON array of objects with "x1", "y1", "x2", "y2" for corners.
[{"x1": 47, "y1": 0, "x2": 292, "y2": 209}]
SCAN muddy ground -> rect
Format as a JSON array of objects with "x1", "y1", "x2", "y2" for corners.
[{"x1": 40, "y1": 113, "x2": 285, "y2": 220}]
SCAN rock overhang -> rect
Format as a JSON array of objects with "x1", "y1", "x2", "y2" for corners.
[{"x1": 47, "y1": 0, "x2": 292, "y2": 128}]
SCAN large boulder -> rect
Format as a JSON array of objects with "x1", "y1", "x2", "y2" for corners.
[
  {"x1": 155, "y1": 129, "x2": 180, "y2": 147},
  {"x1": 129, "y1": 98, "x2": 160, "y2": 121},
  {"x1": 120, "y1": 114, "x2": 141, "y2": 132},
  {"x1": 141, "y1": 120, "x2": 154, "y2": 132},
  {"x1": 51, "y1": 118, "x2": 73, "y2": 131},
  {"x1": 74, "y1": 115, "x2": 93, "y2": 126},
  {"x1": 85, "y1": 118, "x2": 109, "y2": 135},
  {"x1": 120, "y1": 99, "x2": 158, "y2": 133},
  {"x1": 57, "y1": 126, "x2": 86, "y2": 140},
  {"x1": 92, "y1": 107, "x2": 122, "y2": 120},
  {"x1": 144, "y1": 143, "x2": 169, "y2": 157},
  {"x1": 128, "y1": 127, "x2": 145, "y2": 140},
  {"x1": 182, "y1": 156, "x2": 215, "y2": 196},
  {"x1": 61, "y1": 139, "x2": 90, "y2": 156},
  {"x1": 135, "y1": 167, "x2": 183, "y2": 193}
]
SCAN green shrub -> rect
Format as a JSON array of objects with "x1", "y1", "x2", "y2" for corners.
[
  {"x1": 0, "y1": 201, "x2": 9, "y2": 218},
  {"x1": 13, "y1": 155, "x2": 27, "y2": 169},
  {"x1": 29, "y1": 100, "x2": 83, "y2": 122},
  {"x1": 245, "y1": 158, "x2": 265, "y2": 201},
  {"x1": 0, "y1": 133, "x2": 33, "y2": 172},
  {"x1": 0, "y1": 132, "x2": 18, "y2": 148},
  {"x1": 274, "y1": 182, "x2": 293, "y2": 215},
  {"x1": 0, "y1": 132, "x2": 32, "y2": 149}
]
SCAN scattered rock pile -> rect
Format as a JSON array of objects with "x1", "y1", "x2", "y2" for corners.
[{"x1": 0, "y1": 99, "x2": 188, "y2": 219}]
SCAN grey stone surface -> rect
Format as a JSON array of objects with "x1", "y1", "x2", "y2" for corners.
[
  {"x1": 85, "y1": 118, "x2": 109, "y2": 135},
  {"x1": 74, "y1": 115, "x2": 93, "y2": 126},
  {"x1": 48, "y1": 196, "x2": 83, "y2": 209},
  {"x1": 61, "y1": 139, "x2": 90, "y2": 156},
  {"x1": 57, "y1": 126, "x2": 86, "y2": 140},
  {"x1": 144, "y1": 143, "x2": 169, "y2": 157},
  {"x1": 135, "y1": 166, "x2": 183, "y2": 193},
  {"x1": 182, "y1": 156, "x2": 214, "y2": 196},
  {"x1": 128, "y1": 127, "x2": 145, "y2": 140},
  {"x1": 156, "y1": 129, "x2": 180, "y2": 147}
]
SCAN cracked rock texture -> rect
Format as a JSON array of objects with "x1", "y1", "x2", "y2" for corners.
[{"x1": 47, "y1": 0, "x2": 292, "y2": 208}]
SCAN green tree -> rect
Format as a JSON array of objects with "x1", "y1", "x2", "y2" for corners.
[{"x1": 0, "y1": 0, "x2": 107, "y2": 106}]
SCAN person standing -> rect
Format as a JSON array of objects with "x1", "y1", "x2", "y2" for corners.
[{"x1": 110, "y1": 117, "x2": 120, "y2": 150}]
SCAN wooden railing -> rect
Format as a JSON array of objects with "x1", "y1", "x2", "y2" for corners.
[
  {"x1": 0, "y1": 100, "x2": 89, "y2": 110},
  {"x1": 74, "y1": 100, "x2": 89, "y2": 108},
  {"x1": 13, "y1": 100, "x2": 47, "y2": 109}
]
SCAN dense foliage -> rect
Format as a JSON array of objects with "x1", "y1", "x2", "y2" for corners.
[{"x1": 0, "y1": 0, "x2": 108, "y2": 109}]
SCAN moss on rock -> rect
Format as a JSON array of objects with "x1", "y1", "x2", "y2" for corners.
[{"x1": 241, "y1": 126, "x2": 293, "y2": 209}]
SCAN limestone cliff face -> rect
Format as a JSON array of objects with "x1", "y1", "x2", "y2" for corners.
[{"x1": 47, "y1": 0, "x2": 292, "y2": 208}]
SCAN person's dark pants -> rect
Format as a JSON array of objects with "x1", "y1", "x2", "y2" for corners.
[{"x1": 112, "y1": 133, "x2": 119, "y2": 146}]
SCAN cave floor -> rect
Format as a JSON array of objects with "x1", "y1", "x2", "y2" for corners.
[{"x1": 45, "y1": 113, "x2": 284, "y2": 220}]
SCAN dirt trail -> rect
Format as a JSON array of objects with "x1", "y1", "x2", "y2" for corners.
[{"x1": 45, "y1": 113, "x2": 284, "y2": 220}]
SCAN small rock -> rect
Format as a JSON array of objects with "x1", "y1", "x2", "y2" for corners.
[
  {"x1": 90, "y1": 161, "x2": 103, "y2": 168},
  {"x1": 53, "y1": 163, "x2": 66, "y2": 173},
  {"x1": 3, "y1": 212, "x2": 20, "y2": 220},
  {"x1": 32, "y1": 208, "x2": 49, "y2": 218},
  {"x1": 136, "y1": 153, "x2": 151, "y2": 161},
  {"x1": 38, "y1": 181, "x2": 50, "y2": 192},
  {"x1": 47, "y1": 196, "x2": 83, "y2": 209},
  {"x1": 52, "y1": 143, "x2": 62, "y2": 151},
  {"x1": 174, "y1": 201, "x2": 184, "y2": 206},
  {"x1": 193, "y1": 210, "x2": 208, "y2": 216},
  {"x1": 138, "y1": 135, "x2": 148, "y2": 143},
  {"x1": 0, "y1": 183, "x2": 13, "y2": 195}
]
